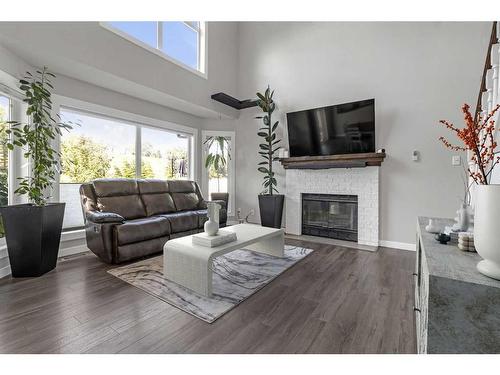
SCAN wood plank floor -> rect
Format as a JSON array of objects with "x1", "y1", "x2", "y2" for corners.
[{"x1": 0, "y1": 239, "x2": 416, "y2": 354}]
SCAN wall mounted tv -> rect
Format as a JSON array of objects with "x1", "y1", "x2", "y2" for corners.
[{"x1": 286, "y1": 99, "x2": 375, "y2": 157}]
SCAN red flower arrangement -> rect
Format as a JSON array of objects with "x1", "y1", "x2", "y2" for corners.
[{"x1": 439, "y1": 103, "x2": 500, "y2": 185}]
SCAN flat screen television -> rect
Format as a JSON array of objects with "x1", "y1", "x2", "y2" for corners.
[{"x1": 286, "y1": 99, "x2": 375, "y2": 157}]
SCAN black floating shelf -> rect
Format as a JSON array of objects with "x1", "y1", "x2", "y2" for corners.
[{"x1": 211, "y1": 92, "x2": 258, "y2": 110}]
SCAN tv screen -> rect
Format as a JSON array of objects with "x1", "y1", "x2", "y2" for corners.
[{"x1": 286, "y1": 99, "x2": 375, "y2": 157}]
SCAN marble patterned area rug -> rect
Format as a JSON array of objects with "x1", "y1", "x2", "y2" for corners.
[{"x1": 108, "y1": 245, "x2": 313, "y2": 323}]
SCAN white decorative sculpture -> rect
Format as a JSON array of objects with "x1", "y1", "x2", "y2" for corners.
[{"x1": 204, "y1": 202, "x2": 221, "y2": 236}]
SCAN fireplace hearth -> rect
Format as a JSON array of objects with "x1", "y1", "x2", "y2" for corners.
[{"x1": 302, "y1": 193, "x2": 358, "y2": 242}]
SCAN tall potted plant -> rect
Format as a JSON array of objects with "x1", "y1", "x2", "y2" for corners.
[
  {"x1": 438, "y1": 103, "x2": 500, "y2": 280},
  {"x1": 0, "y1": 67, "x2": 72, "y2": 277},
  {"x1": 255, "y1": 86, "x2": 284, "y2": 228}
]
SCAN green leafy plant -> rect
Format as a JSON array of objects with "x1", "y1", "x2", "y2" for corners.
[
  {"x1": 60, "y1": 135, "x2": 111, "y2": 183},
  {"x1": 5, "y1": 67, "x2": 72, "y2": 205},
  {"x1": 204, "y1": 136, "x2": 231, "y2": 191},
  {"x1": 256, "y1": 86, "x2": 281, "y2": 195}
]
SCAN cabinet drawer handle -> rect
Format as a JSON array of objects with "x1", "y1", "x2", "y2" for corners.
[
  {"x1": 413, "y1": 306, "x2": 421, "y2": 312},
  {"x1": 412, "y1": 272, "x2": 418, "y2": 276}
]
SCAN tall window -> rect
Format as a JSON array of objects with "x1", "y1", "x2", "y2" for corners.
[
  {"x1": 202, "y1": 131, "x2": 235, "y2": 215},
  {"x1": 59, "y1": 108, "x2": 193, "y2": 230},
  {"x1": 0, "y1": 95, "x2": 9, "y2": 238},
  {"x1": 105, "y1": 21, "x2": 204, "y2": 73}
]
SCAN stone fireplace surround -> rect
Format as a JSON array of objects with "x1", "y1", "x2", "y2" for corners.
[{"x1": 285, "y1": 167, "x2": 379, "y2": 246}]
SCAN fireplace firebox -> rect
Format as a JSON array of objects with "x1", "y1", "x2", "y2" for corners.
[{"x1": 302, "y1": 194, "x2": 358, "y2": 242}]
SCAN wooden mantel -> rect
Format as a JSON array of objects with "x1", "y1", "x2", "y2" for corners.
[{"x1": 279, "y1": 152, "x2": 386, "y2": 169}]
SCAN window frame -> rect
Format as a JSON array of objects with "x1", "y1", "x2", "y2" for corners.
[
  {"x1": 100, "y1": 21, "x2": 207, "y2": 78},
  {"x1": 0, "y1": 80, "x2": 30, "y2": 247},
  {"x1": 201, "y1": 130, "x2": 235, "y2": 216},
  {"x1": 53, "y1": 95, "x2": 198, "y2": 231},
  {"x1": 0, "y1": 92, "x2": 12, "y2": 206},
  {"x1": 0, "y1": 83, "x2": 29, "y2": 207}
]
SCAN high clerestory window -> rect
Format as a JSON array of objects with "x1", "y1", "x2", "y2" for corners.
[{"x1": 103, "y1": 22, "x2": 205, "y2": 75}]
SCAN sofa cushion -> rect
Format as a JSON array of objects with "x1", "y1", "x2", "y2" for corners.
[
  {"x1": 115, "y1": 216, "x2": 171, "y2": 246},
  {"x1": 171, "y1": 192, "x2": 200, "y2": 211},
  {"x1": 137, "y1": 179, "x2": 176, "y2": 216},
  {"x1": 97, "y1": 195, "x2": 146, "y2": 220},
  {"x1": 116, "y1": 236, "x2": 170, "y2": 263},
  {"x1": 160, "y1": 211, "x2": 199, "y2": 233},
  {"x1": 141, "y1": 193, "x2": 176, "y2": 216},
  {"x1": 93, "y1": 178, "x2": 146, "y2": 220}
]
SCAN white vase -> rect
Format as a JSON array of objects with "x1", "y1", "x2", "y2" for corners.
[
  {"x1": 425, "y1": 219, "x2": 441, "y2": 233},
  {"x1": 204, "y1": 202, "x2": 221, "y2": 236},
  {"x1": 452, "y1": 203, "x2": 472, "y2": 232},
  {"x1": 475, "y1": 185, "x2": 500, "y2": 280}
]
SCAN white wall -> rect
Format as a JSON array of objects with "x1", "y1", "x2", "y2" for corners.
[
  {"x1": 0, "y1": 35, "x2": 214, "y2": 277},
  {"x1": 0, "y1": 21, "x2": 493, "y2": 249},
  {"x1": 202, "y1": 22, "x2": 491, "y2": 245},
  {"x1": 0, "y1": 22, "x2": 240, "y2": 119}
]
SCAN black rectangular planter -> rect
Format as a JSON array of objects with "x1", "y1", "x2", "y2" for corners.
[
  {"x1": 258, "y1": 194, "x2": 284, "y2": 229},
  {"x1": 0, "y1": 203, "x2": 65, "y2": 277}
]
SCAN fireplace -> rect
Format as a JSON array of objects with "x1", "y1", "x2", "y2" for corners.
[{"x1": 302, "y1": 194, "x2": 358, "y2": 242}]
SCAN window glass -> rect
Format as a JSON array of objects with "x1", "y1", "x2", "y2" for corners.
[
  {"x1": 0, "y1": 95, "x2": 9, "y2": 237},
  {"x1": 108, "y1": 22, "x2": 157, "y2": 49},
  {"x1": 105, "y1": 21, "x2": 202, "y2": 72},
  {"x1": 141, "y1": 127, "x2": 190, "y2": 180},
  {"x1": 162, "y1": 22, "x2": 198, "y2": 70},
  {"x1": 207, "y1": 138, "x2": 229, "y2": 198},
  {"x1": 59, "y1": 109, "x2": 136, "y2": 229},
  {"x1": 203, "y1": 133, "x2": 233, "y2": 213}
]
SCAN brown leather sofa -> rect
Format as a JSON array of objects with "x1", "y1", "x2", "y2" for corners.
[{"x1": 79, "y1": 178, "x2": 228, "y2": 264}]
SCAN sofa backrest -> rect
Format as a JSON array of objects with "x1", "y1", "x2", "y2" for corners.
[
  {"x1": 92, "y1": 179, "x2": 147, "y2": 220},
  {"x1": 80, "y1": 178, "x2": 205, "y2": 219},
  {"x1": 168, "y1": 180, "x2": 204, "y2": 211},
  {"x1": 137, "y1": 179, "x2": 176, "y2": 216}
]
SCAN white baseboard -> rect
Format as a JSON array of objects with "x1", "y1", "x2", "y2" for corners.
[
  {"x1": 0, "y1": 264, "x2": 11, "y2": 279},
  {"x1": 379, "y1": 240, "x2": 415, "y2": 251},
  {"x1": 59, "y1": 244, "x2": 89, "y2": 258}
]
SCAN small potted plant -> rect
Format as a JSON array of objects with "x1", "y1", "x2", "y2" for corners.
[
  {"x1": 0, "y1": 67, "x2": 72, "y2": 277},
  {"x1": 255, "y1": 86, "x2": 284, "y2": 228},
  {"x1": 438, "y1": 103, "x2": 500, "y2": 279}
]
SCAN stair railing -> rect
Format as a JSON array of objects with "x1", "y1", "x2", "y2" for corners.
[{"x1": 474, "y1": 22, "x2": 499, "y2": 122}]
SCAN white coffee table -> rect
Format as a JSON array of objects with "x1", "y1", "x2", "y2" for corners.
[{"x1": 163, "y1": 224, "x2": 284, "y2": 297}]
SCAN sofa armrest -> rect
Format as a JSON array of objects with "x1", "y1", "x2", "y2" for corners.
[
  {"x1": 84, "y1": 212, "x2": 123, "y2": 264},
  {"x1": 210, "y1": 192, "x2": 228, "y2": 208},
  {"x1": 209, "y1": 199, "x2": 227, "y2": 210},
  {"x1": 86, "y1": 211, "x2": 125, "y2": 224}
]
